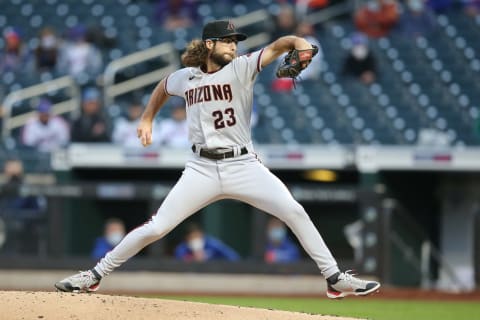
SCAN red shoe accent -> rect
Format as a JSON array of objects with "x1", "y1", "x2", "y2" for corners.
[{"x1": 327, "y1": 290, "x2": 342, "y2": 297}]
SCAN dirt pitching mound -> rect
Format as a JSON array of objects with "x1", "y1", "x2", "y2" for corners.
[{"x1": 0, "y1": 290, "x2": 362, "y2": 320}]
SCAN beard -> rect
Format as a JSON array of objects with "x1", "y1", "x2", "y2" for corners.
[{"x1": 210, "y1": 47, "x2": 234, "y2": 67}]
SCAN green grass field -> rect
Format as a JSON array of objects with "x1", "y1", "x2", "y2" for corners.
[{"x1": 154, "y1": 295, "x2": 480, "y2": 320}]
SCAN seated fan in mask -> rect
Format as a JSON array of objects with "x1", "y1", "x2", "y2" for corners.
[
  {"x1": 264, "y1": 217, "x2": 300, "y2": 263},
  {"x1": 174, "y1": 223, "x2": 240, "y2": 262},
  {"x1": 91, "y1": 218, "x2": 126, "y2": 260}
]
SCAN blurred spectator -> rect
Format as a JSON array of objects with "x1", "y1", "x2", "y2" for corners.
[
  {"x1": 343, "y1": 220, "x2": 364, "y2": 265},
  {"x1": 153, "y1": 0, "x2": 199, "y2": 31},
  {"x1": 57, "y1": 25, "x2": 103, "y2": 83},
  {"x1": 112, "y1": 101, "x2": 146, "y2": 148},
  {"x1": 174, "y1": 223, "x2": 240, "y2": 262},
  {"x1": 462, "y1": 0, "x2": 480, "y2": 16},
  {"x1": 417, "y1": 128, "x2": 450, "y2": 146},
  {"x1": 354, "y1": 0, "x2": 399, "y2": 38},
  {"x1": 271, "y1": 4, "x2": 297, "y2": 39},
  {"x1": 396, "y1": 0, "x2": 437, "y2": 38},
  {"x1": 156, "y1": 98, "x2": 189, "y2": 148},
  {"x1": 22, "y1": 99, "x2": 70, "y2": 152},
  {"x1": 341, "y1": 32, "x2": 377, "y2": 85},
  {"x1": 86, "y1": 24, "x2": 117, "y2": 50},
  {"x1": 35, "y1": 27, "x2": 60, "y2": 73},
  {"x1": 271, "y1": 77, "x2": 295, "y2": 92},
  {"x1": 426, "y1": 0, "x2": 454, "y2": 13},
  {"x1": 0, "y1": 28, "x2": 31, "y2": 73},
  {"x1": 0, "y1": 159, "x2": 45, "y2": 212},
  {"x1": 91, "y1": 218, "x2": 126, "y2": 260},
  {"x1": 264, "y1": 217, "x2": 300, "y2": 263},
  {"x1": 295, "y1": 0, "x2": 330, "y2": 19},
  {"x1": 71, "y1": 87, "x2": 110, "y2": 143},
  {"x1": 0, "y1": 158, "x2": 47, "y2": 254}
]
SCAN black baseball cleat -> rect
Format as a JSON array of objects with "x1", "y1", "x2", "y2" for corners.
[
  {"x1": 55, "y1": 270, "x2": 101, "y2": 293},
  {"x1": 326, "y1": 270, "x2": 380, "y2": 299}
]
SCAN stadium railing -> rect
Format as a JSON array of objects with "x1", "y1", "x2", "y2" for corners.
[
  {"x1": 1, "y1": 76, "x2": 80, "y2": 140},
  {"x1": 102, "y1": 42, "x2": 180, "y2": 108}
]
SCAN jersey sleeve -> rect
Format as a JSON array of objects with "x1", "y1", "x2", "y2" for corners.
[
  {"x1": 164, "y1": 68, "x2": 191, "y2": 97},
  {"x1": 231, "y1": 48, "x2": 265, "y2": 87}
]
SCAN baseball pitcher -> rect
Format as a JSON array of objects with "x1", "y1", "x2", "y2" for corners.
[{"x1": 55, "y1": 20, "x2": 380, "y2": 299}]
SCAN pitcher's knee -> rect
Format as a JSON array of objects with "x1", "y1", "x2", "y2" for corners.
[
  {"x1": 147, "y1": 215, "x2": 179, "y2": 239},
  {"x1": 127, "y1": 222, "x2": 159, "y2": 242},
  {"x1": 278, "y1": 202, "x2": 310, "y2": 224}
]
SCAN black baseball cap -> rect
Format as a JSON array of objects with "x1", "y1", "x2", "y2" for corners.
[{"x1": 202, "y1": 20, "x2": 247, "y2": 41}]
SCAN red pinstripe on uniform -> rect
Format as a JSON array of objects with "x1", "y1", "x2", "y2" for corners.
[
  {"x1": 164, "y1": 74, "x2": 173, "y2": 96},
  {"x1": 257, "y1": 48, "x2": 265, "y2": 73}
]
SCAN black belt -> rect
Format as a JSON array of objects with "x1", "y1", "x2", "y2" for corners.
[{"x1": 192, "y1": 145, "x2": 248, "y2": 160}]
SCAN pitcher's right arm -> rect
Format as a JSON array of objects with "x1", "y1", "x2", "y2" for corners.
[{"x1": 137, "y1": 78, "x2": 169, "y2": 147}]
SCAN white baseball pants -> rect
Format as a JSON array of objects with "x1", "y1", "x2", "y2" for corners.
[{"x1": 94, "y1": 153, "x2": 340, "y2": 278}]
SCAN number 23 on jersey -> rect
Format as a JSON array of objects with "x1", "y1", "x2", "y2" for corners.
[{"x1": 212, "y1": 108, "x2": 236, "y2": 129}]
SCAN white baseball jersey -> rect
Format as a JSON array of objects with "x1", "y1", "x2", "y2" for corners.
[{"x1": 164, "y1": 49, "x2": 264, "y2": 149}]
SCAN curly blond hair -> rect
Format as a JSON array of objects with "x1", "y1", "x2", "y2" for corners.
[{"x1": 181, "y1": 39, "x2": 208, "y2": 68}]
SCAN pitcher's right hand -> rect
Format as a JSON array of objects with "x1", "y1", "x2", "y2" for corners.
[{"x1": 137, "y1": 120, "x2": 153, "y2": 147}]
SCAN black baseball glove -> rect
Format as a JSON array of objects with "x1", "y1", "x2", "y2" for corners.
[{"x1": 276, "y1": 45, "x2": 319, "y2": 79}]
